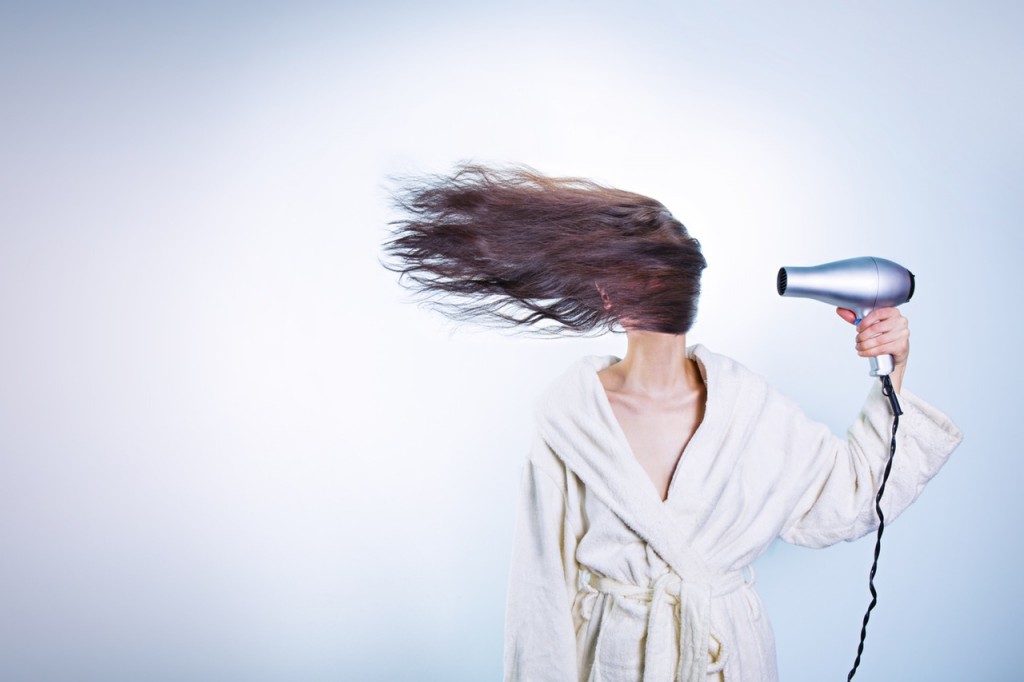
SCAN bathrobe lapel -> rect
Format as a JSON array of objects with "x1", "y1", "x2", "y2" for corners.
[{"x1": 534, "y1": 345, "x2": 742, "y2": 583}]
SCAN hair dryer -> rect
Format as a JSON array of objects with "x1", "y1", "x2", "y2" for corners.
[{"x1": 777, "y1": 256, "x2": 915, "y2": 377}]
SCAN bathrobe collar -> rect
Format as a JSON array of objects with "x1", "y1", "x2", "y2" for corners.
[{"x1": 534, "y1": 344, "x2": 747, "y2": 582}]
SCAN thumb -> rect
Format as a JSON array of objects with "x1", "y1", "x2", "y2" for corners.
[{"x1": 836, "y1": 307, "x2": 858, "y2": 325}]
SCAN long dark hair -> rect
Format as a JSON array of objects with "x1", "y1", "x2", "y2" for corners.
[{"x1": 382, "y1": 163, "x2": 706, "y2": 335}]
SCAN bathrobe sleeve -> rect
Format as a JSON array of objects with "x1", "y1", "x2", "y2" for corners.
[
  {"x1": 779, "y1": 382, "x2": 963, "y2": 548},
  {"x1": 503, "y1": 436, "x2": 581, "y2": 682}
]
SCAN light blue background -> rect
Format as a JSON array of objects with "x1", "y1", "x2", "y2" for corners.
[{"x1": 1, "y1": 2, "x2": 1020, "y2": 680}]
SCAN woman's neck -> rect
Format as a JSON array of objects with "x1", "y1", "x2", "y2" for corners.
[{"x1": 603, "y1": 330, "x2": 702, "y2": 398}]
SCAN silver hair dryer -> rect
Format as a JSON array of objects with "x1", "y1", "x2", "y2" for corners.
[{"x1": 777, "y1": 256, "x2": 915, "y2": 377}]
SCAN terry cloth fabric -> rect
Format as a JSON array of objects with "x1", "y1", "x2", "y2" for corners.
[{"x1": 504, "y1": 344, "x2": 963, "y2": 682}]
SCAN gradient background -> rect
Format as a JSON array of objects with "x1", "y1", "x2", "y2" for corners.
[{"x1": 1, "y1": 1, "x2": 1020, "y2": 680}]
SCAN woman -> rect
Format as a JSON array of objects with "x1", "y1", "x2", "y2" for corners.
[{"x1": 383, "y1": 164, "x2": 963, "y2": 682}]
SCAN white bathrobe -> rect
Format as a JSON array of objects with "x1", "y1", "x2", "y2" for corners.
[{"x1": 503, "y1": 345, "x2": 963, "y2": 682}]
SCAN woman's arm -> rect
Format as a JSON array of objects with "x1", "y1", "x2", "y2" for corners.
[
  {"x1": 503, "y1": 439, "x2": 580, "y2": 682},
  {"x1": 778, "y1": 380, "x2": 962, "y2": 548},
  {"x1": 776, "y1": 310, "x2": 962, "y2": 546}
]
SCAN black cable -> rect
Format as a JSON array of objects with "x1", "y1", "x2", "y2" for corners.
[{"x1": 846, "y1": 374, "x2": 902, "y2": 681}]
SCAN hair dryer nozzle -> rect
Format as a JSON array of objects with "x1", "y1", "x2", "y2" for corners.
[{"x1": 776, "y1": 268, "x2": 789, "y2": 296}]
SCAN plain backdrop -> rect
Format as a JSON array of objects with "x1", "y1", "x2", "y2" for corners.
[{"x1": 1, "y1": 1, "x2": 1020, "y2": 680}]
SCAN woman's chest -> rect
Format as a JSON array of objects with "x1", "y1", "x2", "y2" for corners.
[{"x1": 605, "y1": 396, "x2": 705, "y2": 502}]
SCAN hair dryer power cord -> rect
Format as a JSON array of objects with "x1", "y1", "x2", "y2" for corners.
[{"x1": 846, "y1": 374, "x2": 902, "y2": 681}]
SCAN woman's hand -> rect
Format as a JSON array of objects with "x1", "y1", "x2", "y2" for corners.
[{"x1": 836, "y1": 307, "x2": 910, "y2": 392}]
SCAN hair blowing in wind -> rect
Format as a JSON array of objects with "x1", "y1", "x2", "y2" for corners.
[{"x1": 382, "y1": 164, "x2": 707, "y2": 335}]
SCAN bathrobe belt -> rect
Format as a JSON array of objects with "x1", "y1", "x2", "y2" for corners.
[{"x1": 580, "y1": 567, "x2": 754, "y2": 681}]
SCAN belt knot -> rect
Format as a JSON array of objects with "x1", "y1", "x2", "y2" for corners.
[{"x1": 579, "y1": 567, "x2": 751, "y2": 681}]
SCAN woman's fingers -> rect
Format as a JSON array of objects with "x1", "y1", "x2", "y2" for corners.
[
  {"x1": 854, "y1": 308, "x2": 910, "y2": 365},
  {"x1": 834, "y1": 307, "x2": 912, "y2": 366},
  {"x1": 836, "y1": 307, "x2": 858, "y2": 324}
]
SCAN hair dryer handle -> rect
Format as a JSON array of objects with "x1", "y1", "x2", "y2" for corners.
[{"x1": 869, "y1": 354, "x2": 895, "y2": 377}]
